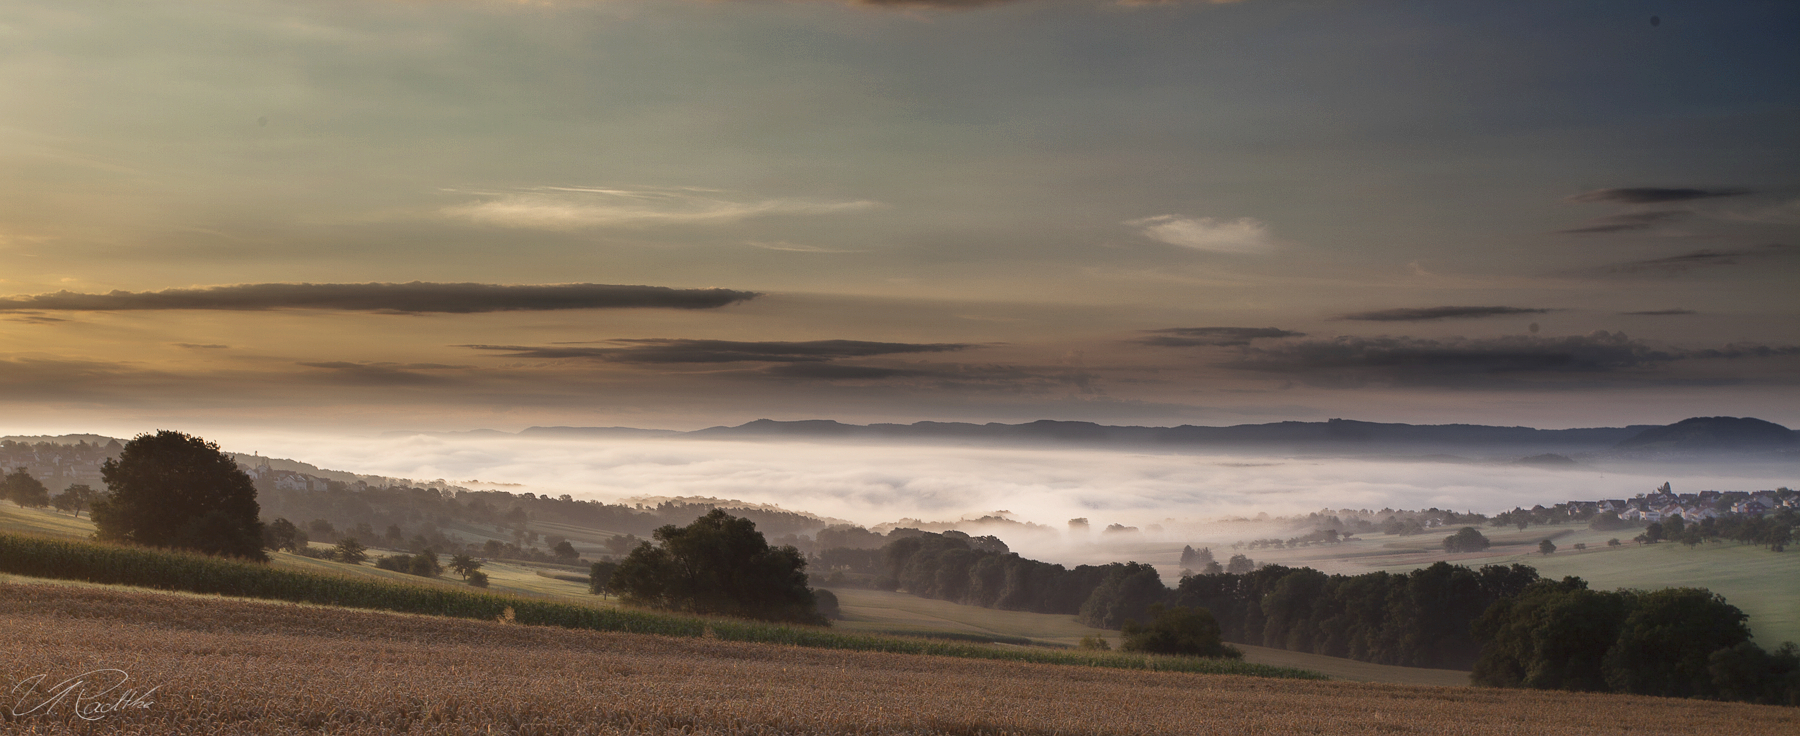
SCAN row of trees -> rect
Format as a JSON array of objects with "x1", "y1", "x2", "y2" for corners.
[
  {"x1": 878, "y1": 531, "x2": 1547, "y2": 669},
  {"x1": 1636, "y1": 512, "x2": 1795, "y2": 551}
]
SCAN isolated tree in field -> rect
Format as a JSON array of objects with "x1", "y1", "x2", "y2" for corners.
[
  {"x1": 4, "y1": 468, "x2": 50, "y2": 508},
  {"x1": 609, "y1": 509, "x2": 822, "y2": 624},
  {"x1": 262, "y1": 517, "x2": 303, "y2": 550},
  {"x1": 1443, "y1": 527, "x2": 1491, "y2": 553},
  {"x1": 334, "y1": 537, "x2": 368, "y2": 565},
  {"x1": 90, "y1": 431, "x2": 266, "y2": 560},
  {"x1": 589, "y1": 560, "x2": 620, "y2": 595},
  {"x1": 1608, "y1": 538, "x2": 1622, "y2": 547},
  {"x1": 1538, "y1": 539, "x2": 1557, "y2": 555},
  {"x1": 551, "y1": 539, "x2": 579, "y2": 562},
  {"x1": 449, "y1": 553, "x2": 482, "y2": 579},
  {"x1": 51, "y1": 483, "x2": 98, "y2": 518},
  {"x1": 1119, "y1": 604, "x2": 1241, "y2": 659}
]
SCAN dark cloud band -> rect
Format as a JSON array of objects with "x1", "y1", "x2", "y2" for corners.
[
  {"x1": 1138, "y1": 327, "x2": 1305, "y2": 347},
  {"x1": 1593, "y1": 245, "x2": 1794, "y2": 276},
  {"x1": 1567, "y1": 187, "x2": 1750, "y2": 204},
  {"x1": 1337, "y1": 306, "x2": 1550, "y2": 322},
  {"x1": 466, "y1": 339, "x2": 971, "y2": 364},
  {"x1": 1221, "y1": 333, "x2": 1799, "y2": 388},
  {"x1": 0, "y1": 282, "x2": 760, "y2": 314},
  {"x1": 1557, "y1": 210, "x2": 1688, "y2": 235}
]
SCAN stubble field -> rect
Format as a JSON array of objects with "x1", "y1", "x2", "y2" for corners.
[{"x1": 3, "y1": 580, "x2": 1796, "y2": 735}]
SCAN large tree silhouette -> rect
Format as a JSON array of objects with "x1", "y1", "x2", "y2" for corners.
[
  {"x1": 610, "y1": 509, "x2": 821, "y2": 624},
  {"x1": 91, "y1": 430, "x2": 266, "y2": 560}
]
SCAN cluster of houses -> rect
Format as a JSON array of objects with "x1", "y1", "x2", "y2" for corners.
[{"x1": 1566, "y1": 483, "x2": 1795, "y2": 524}]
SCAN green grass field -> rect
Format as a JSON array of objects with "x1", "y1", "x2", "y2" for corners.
[
  {"x1": 827, "y1": 587, "x2": 1470, "y2": 686},
  {"x1": 1213, "y1": 523, "x2": 1799, "y2": 647}
]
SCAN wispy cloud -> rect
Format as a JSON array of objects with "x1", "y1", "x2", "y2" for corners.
[
  {"x1": 1138, "y1": 327, "x2": 1304, "y2": 348},
  {"x1": 1587, "y1": 245, "x2": 1795, "y2": 276},
  {"x1": 0, "y1": 282, "x2": 760, "y2": 314},
  {"x1": 745, "y1": 241, "x2": 865, "y2": 253},
  {"x1": 464, "y1": 338, "x2": 972, "y2": 364},
  {"x1": 1125, "y1": 215, "x2": 1273, "y2": 254},
  {"x1": 444, "y1": 186, "x2": 879, "y2": 230},
  {"x1": 1337, "y1": 306, "x2": 1550, "y2": 322},
  {"x1": 298, "y1": 361, "x2": 470, "y2": 386},
  {"x1": 1221, "y1": 332, "x2": 1800, "y2": 388},
  {"x1": 1566, "y1": 187, "x2": 1751, "y2": 204},
  {"x1": 1556, "y1": 210, "x2": 1688, "y2": 235}
]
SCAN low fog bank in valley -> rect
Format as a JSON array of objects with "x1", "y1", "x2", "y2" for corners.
[{"x1": 218, "y1": 432, "x2": 1793, "y2": 563}]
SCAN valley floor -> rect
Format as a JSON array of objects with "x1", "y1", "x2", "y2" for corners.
[{"x1": 3, "y1": 579, "x2": 1795, "y2": 735}]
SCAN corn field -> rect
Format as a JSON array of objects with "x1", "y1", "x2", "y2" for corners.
[{"x1": 2, "y1": 580, "x2": 1795, "y2": 735}]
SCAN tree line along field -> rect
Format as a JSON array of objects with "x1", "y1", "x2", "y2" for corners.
[
  {"x1": 4, "y1": 579, "x2": 1796, "y2": 736},
  {"x1": 1341, "y1": 525, "x2": 1800, "y2": 646}
]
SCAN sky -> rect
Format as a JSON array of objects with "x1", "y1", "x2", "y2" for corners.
[{"x1": 2, "y1": 0, "x2": 1797, "y2": 434}]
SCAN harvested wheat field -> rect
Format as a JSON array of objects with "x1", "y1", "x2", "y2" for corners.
[{"x1": 1, "y1": 580, "x2": 1794, "y2": 736}]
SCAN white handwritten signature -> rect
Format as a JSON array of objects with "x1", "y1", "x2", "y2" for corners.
[{"x1": 10, "y1": 669, "x2": 158, "y2": 721}]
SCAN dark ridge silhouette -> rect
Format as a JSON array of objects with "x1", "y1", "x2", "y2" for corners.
[
  {"x1": 686, "y1": 417, "x2": 1661, "y2": 452},
  {"x1": 1614, "y1": 417, "x2": 1797, "y2": 450}
]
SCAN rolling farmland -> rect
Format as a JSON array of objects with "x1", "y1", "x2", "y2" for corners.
[{"x1": 3, "y1": 579, "x2": 1795, "y2": 735}]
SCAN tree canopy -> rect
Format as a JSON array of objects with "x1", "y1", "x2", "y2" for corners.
[
  {"x1": 1472, "y1": 579, "x2": 1782, "y2": 702},
  {"x1": 90, "y1": 431, "x2": 265, "y2": 560},
  {"x1": 609, "y1": 509, "x2": 823, "y2": 624}
]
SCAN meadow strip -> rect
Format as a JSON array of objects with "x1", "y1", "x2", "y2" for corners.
[
  {"x1": 0, "y1": 531, "x2": 703, "y2": 637},
  {"x1": 0, "y1": 531, "x2": 1316, "y2": 680},
  {"x1": 708, "y1": 620, "x2": 1321, "y2": 679}
]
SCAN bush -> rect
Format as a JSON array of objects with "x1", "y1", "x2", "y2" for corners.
[
  {"x1": 1443, "y1": 527, "x2": 1491, "y2": 553},
  {"x1": 1078, "y1": 634, "x2": 1111, "y2": 651},
  {"x1": 1119, "y1": 604, "x2": 1241, "y2": 659},
  {"x1": 814, "y1": 589, "x2": 841, "y2": 620},
  {"x1": 467, "y1": 570, "x2": 490, "y2": 588}
]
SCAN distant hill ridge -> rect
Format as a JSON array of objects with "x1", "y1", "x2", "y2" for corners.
[
  {"x1": 506, "y1": 416, "x2": 1796, "y2": 456},
  {"x1": 1614, "y1": 416, "x2": 1799, "y2": 450},
  {"x1": 676, "y1": 417, "x2": 1663, "y2": 448}
]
